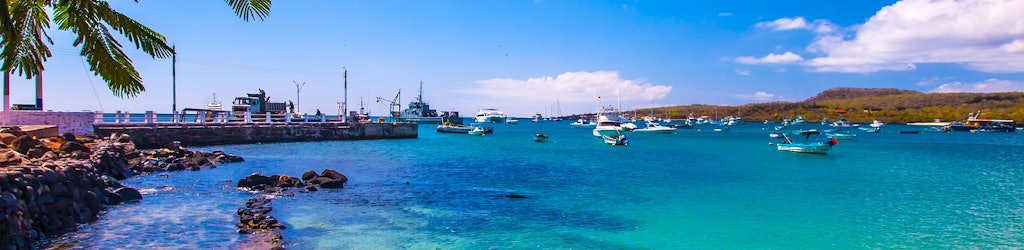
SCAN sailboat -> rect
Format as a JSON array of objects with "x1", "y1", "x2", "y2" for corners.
[{"x1": 552, "y1": 99, "x2": 563, "y2": 121}]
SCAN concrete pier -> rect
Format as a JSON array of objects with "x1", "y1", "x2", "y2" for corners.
[{"x1": 93, "y1": 122, "x2": 418, "y2": 149}]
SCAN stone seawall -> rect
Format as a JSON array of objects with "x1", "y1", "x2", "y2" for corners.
[
  {"x1": 92, "y1": 122, "x2": 418, "y2": 149},
  {"x1": 0, "y1": 111, "x2": 95, "y2": 135}
]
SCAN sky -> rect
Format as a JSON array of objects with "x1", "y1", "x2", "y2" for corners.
[{"x1": 7, "y1": 0, "x2": 1024, "y2": 117}]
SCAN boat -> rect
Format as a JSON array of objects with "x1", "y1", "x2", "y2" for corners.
[
  {"x1": 621, "y1": 122, "x2": 637, "y2": 132},
  {"x1": 468, "y1": 127, "x2": 486, "y2": 136},
  {"x1": 633, "y1": 121, "x2": 677, "y2": 134},
  {"x1": 570, "y1": 118, "x2": 595, "y2": 128},
  {"x1": 777, "y1": 130, "x2": 837, "y2": 154},
  {"x1": 827, "y1": 133, "x2": 857, "y2": 140},
  {"x1": 439, "y1": 111, "x2": 463, "y2": 125},
  {"x1": 948, "y1": 111, "x2": 1016, "y2": 132},
  {"x1": 769, "y1": 132, "x2": 784, "y2": 138},
  {"x1": 531, "y1": 113, "x2": 543, "y2": 122},
  {"x1": 207, "y1": 93, "x2": 223, "y2": 111},
  {"x1": 602, "y1": 135, "x2": 628, "y2": 146},
  {"x1": 923, "y1": 127, "x2": 949, "y2": 133},
  {"x1": 899, "y1": 130, "x2": 920, "y2": 134},
  {"x1": 505, "y1": 116, "x2": 519, "y2": 124},
  {"x1": 592, "y1": 106, "x2": 625, "y2": 138},
  {"x1": 869, "y1": 120, "x2": 885, "y2": 128},
  {"x1": 534, "y1": 133, "x2": 549, "y2": 142},
  {"x1": 474, "y1": 108, "x2": 505, "y2": 123},
  {"x1": 401, "y1": 81, "x2": 445, "y2": 124},
  {"x1": 859, "y1": 127, "x2": 880, "y2": 133},
  {"x1": 713, "y1": 127, "x2": 730, "y2": 132},
  {"x1": 436, "y1": 123, "x2": 476, "y2": 133}
]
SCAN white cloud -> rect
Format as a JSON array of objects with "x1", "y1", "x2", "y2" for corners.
[
  {"x1": 756, "y1": 17, "x2": 809, "y2": 31},
  {"x1": 735, "y1": 51, "x2": 804, "y2": 64},
  {"x1": 929, "y1": 79, "x2": 1024, "y2": 93},
  {"x1": 718, "y1": 12, "x2": 733, "y2": 17},
  {"x1": 735, "y1": 91, "x2": 781, "y2": 102},
  {"x1": 735, "y1": 69, "x2": 750, "y2": 76},
  {"x1": 756, "y1": 17, "x2": 836, "y2": 34},
  {"x1": 457, "y1": 71, "x2": 672, "y2": 115},
  {"x1": 806, "y1": 0, "x2": 1024, "y2": 73}
]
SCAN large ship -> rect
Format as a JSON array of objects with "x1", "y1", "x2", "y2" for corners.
[{"x1": 401, "y1": 81, "x2": 450, "y2": 124}]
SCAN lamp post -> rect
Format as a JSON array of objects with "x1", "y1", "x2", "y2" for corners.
[
  {"x1": 294, "y1": 81, "x2": 306, "y2": 114},
  {"x1": 342, "y1": 66, "x2": 348, "y2": 123}
]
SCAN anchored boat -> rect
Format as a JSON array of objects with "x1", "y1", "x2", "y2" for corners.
[{"x1": 777, "y1": 130, "x2": 837, "y2": 154}]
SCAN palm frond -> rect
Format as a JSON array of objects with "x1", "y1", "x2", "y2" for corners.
[
  {"x1": 224, "y1": 0, "x2": 271, "y2": 21},
  {"x1": 2, "y1": 0, "x2": 53, "y2": 78},
  {"x1": 55, "y1": 0, "x2": 144, "y2": 97},
  {"x1": 94, "y1": 1, "x2": 172, "y2": 58}
]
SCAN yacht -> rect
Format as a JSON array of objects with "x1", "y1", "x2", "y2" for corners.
[
  {"x1": 592, "y1": 106, "x2": 624, "y2": 138},
  {"x1": 474, "y1": 108, "x2": 505, "y2": 123},
  {"x1": 632, "y1": 121, "x2": 677, "y2": 134}
]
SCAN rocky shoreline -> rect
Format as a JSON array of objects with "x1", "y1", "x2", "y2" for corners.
[
  {"x1": 0, "y1": 126, "x2": 244, "y2": 249},
  {"x1": 234, "y1": 169, "x2": 349, "y2": 249}
]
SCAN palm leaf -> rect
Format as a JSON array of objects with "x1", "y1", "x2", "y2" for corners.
[
  {"x1": 55, "y1": 0, "x2": 144, "y2": 97},
  {"x1": 94, "y1": 1, "x2": 173, "y2": 59},
  {"x1": 2, "y1": 0, "x2": 53, "y2": 78},
  {"x1": 224, "y1": 0, "x2": 271, "y2": 21}
]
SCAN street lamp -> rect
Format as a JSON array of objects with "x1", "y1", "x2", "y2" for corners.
[
  {"x1": 342, "y1": 66, "x2": 348, "y2": 123},
  {"x1": 294, "y1": 81, "x2": 306, "y2": 114}
]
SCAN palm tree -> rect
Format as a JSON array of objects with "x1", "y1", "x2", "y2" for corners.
[{"x1": 1, "y1": 0, "x2": 272, "y2": 109}]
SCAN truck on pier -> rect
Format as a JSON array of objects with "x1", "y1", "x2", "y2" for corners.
[{"x1": 231, "y1": 89, "x2": 288, "y2": 118}]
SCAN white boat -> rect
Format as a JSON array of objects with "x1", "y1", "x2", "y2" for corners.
[
  {"x1": 869, "y1": 119, "x2": 885, "y2": 128},
  {"x1": 602, "y1": 135, "x2": 628, "y2": 146},
  {"x1": 468, "y1": 127, "x2": 486, "y2": 136},
  {"x1": 621, "y1": 122, "x2": 638, "y2": 132},
  {"x1": 570, "y1": 118, "x2": 595, "y2": 128},
  {"x1": 207, "y1": 93, "x2": 223, "y2": 111},
  {"x1": 777, "y1": 131, "x2": 836, "y2": 154},
  {"x1": 633, "y1": 121, "x2": 676, "y2": 134},
  {"x1": 592, "y1": 107, "x2": 624, "y2": 138},
  {"x1": 474, "y1": 108, "x2": 505, "y2": 123},
  {"x1": 505, "y1": 116, "x2": 519, "y2": 124},
  {"x1": 827, "y1": 133, "x2": 857, "y2": 140},
  {"x1": 713, "y1": 127, "x2": 730, "y2": 132},
  {"x1": 769, "y1": 132, "x2": 784, "y2": 138}
]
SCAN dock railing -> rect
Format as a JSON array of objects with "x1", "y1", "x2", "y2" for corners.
[{"x1": 94, "y1": 110, "x2": 338, "y2": 125}]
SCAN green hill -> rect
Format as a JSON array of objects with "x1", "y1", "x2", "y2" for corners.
[{"x1": 636, "y1": 88, "x2": 1024, "y2": 124}]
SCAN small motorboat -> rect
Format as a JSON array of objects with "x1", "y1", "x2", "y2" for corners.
[
  {"x1": 602, "y1": 135, "x2": 628, "y2": 146},
  {"x1": 777, "y1": 130, "x2": 836, "y2": 154},
  {"x1": 534, "y1": 133, "x2": 549, "y2": 142},
  {"x1": 827, "y1": 133, "x2": 857, "y2": 140},
  {"x1": 468, "y1": 127, "x2": 487, "y2": 136}
]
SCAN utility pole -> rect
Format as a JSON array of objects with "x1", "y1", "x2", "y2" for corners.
[
  {"x1": 294, "y1": 81, "x2": 306, "y2": 114},
  {"x1": 172, "y1": 44, "x2": 177, "y2": 113},
  {"x1": 342, "y1": 66, "x2": 348, "y2": 123}
]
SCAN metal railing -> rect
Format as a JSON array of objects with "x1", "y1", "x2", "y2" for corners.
[{"x1": 94, "y1": 110, "x2": 332, "y2": 125}]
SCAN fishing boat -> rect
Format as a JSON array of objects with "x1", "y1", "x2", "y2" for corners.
[
  {"x1": 777, "y1": 130, "x2": 837, "y2": 154},
  {"x1": 533, "y1": 133, "x2": 549, "y2": 142},
  {"x1": 633, "y1": 121, "x2": 676, "y2": 134},
  {"x1": 401, "y1": 81, "x2": 445, "y2": 124},
  {"x1": 474, "y1": 108, "x2": 505, "y2": 123},
  {"x1": 948, "y1": 111, "x2": 1016, "y2": 132}
]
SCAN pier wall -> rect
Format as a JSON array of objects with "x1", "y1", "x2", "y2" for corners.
[
  {"x1": 92, "y1": 122, "x2": 418, "y2": 149},
  {"x1": 0, "y1": 111, "x2": 95, "y2": 135}
]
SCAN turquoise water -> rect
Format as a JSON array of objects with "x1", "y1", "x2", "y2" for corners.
[{"x1": 47, "y1": 122, "x2": 1024, "y2": 249}]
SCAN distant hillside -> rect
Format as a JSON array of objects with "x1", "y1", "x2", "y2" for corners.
[
  {"x1": 633, "y1": 88, "x2": 1024, "y2": 124},
  {"x1": 804, "y1": 88, "x2": 920, "y2": 102}
]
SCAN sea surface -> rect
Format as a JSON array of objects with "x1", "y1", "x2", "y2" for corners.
[{"x1": 45, "y1": 121, "x2": 1024, "y2": 249}]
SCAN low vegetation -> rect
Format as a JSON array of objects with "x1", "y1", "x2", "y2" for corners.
[{"x1": 634, "y1": 88, "x2": 1024, "y2": 123}]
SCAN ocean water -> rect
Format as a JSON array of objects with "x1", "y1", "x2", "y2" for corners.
[{"x1": 45, "y1": 121, "x2": 1024, "y2": 249}]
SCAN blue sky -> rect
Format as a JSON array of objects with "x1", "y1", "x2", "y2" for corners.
[{"x1": 8, "y1": 0, "x2": 1024, "y2": 117}]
